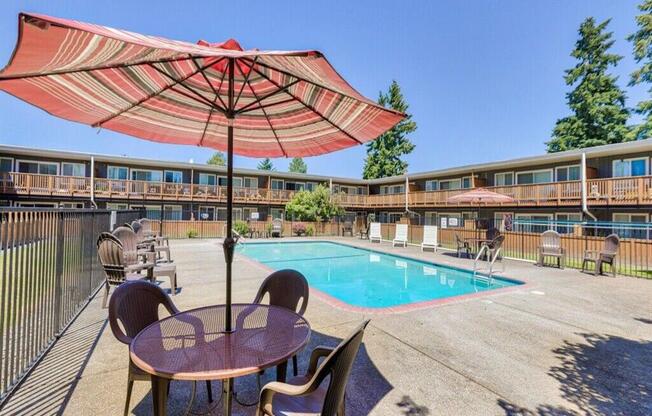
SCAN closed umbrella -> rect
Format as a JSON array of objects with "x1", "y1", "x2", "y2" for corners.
[
  {"x1": 446, "y1": 187, "x2": 515, "y2": 204},
  {"x1": 0, "y1": 13, "x2": 403, "y2": 334}
]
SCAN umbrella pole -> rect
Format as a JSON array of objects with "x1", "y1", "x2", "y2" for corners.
[{"x1": 223, "y1": 58, "x2": 235, "y2": 334}]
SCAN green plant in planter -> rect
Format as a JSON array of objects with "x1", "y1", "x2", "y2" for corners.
[
  {"x1": 306, "y1": 224, "x2": 315, "y2": 236},
  {"x1": 265, "y1": 222, "x2": 273, "y2": 236},
  {"x1": 186, "y1": 228, "x2": 198, "y2": 238},
  {"x1": 234, "y1": 220, "x2": 249, "y2": 236},
  {"x1": 292, "y1": 222, "x2": 307, "y2": 236}
]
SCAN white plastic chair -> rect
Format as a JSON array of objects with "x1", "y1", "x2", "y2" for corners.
[
  {"x1": 393, "y1": 224, "x2": 408, "y2": 247},
  {"x1": 421, "y1": 225, "x2": 438, "y2": 252},
  {"x1": 369, "y1": 222, "x2": 382, "y2": 243}
]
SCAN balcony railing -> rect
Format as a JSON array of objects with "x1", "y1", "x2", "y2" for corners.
[{"x1": 3, "y1": 172, "x2": 652, "y2": 208}]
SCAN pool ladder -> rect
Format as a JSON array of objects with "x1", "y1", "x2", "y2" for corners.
[{"x1": 473, "y1": 244, "x2": 505, "y2": 281}]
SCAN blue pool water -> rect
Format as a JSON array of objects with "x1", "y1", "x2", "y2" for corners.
[{"x1": 237, "y1": 241, "x2": 523, "y2": 308}]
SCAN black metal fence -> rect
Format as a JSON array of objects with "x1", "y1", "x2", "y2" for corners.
[{"x1": 0, "y1": 208, "x2": 141, "y2": 405}]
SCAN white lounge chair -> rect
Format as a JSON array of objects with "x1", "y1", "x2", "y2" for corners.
[
  {"x1": 369, "y1": 222, "x2": 382, "y2": 243},
  {"x1": 421, "y1": 225, "x2": 438, "y2": 252},
  {"x1": 392, "y1": 224, "x2": 408, "y2": 247}
]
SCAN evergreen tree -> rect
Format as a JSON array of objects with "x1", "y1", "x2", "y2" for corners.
[
  {"x1": 288, "y1": 157, "x2": 307, "y2": 173},
  {"x1": 629, "y1": 0, "x2": 652, "y2": 140},
  {"x1": 546, "y1": 18, "x2": 630, "y2": 152},
  {"x1": 207, "y1": 152, "x2": 226, "y2": 166},
  {"x1": 362, "y1": 80, "x2": 416, "y2": 179},
  {"x1": 257, "y1": 158, "x2": 275, "y2": 171}
]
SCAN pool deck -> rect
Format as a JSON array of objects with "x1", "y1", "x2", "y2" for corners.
[{"x1": 2, "y1": 237, "x2": 651, "y2": 415}]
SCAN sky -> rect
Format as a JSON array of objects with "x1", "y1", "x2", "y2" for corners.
[{"x1": 0, "y1": 1, "x2": 646, "y2": 177}]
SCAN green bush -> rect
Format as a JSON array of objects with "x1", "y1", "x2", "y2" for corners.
[
  {"x1": 285, "y1": 184, "x2": 344, "y2": 221},
  {"x1": 306, "y1": 224, "x2": 315, "y2": 236},
  {"x1": 186, "y1": 228, "x2": 199, "y2": 238},
  {"x1": 234, "y1": 220, "x2": 249, "y2": 236}
]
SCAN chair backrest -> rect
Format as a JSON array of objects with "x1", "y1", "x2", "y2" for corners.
[
  {"x1": 423, "y1": 225, "x2": 437, "y2": 244},
  {"x1": 97, "y1": 232, "x2": 127, "y2": 285},
  {"x1": 312, "y1": 320, "x2": 370, "y2": 415},
  {"x1": 139, "y1": 218, "x2": 154, "y2": 235},
  {"x1": 131, "y1": 220, "x2": 144, "y2": 238},
  {"x1": 395, "y1": 224, "x2": 408, "y2": 240},
  {"x1": 112, "y1": 226, "x2": 140, "y2": 264},
  {"x1": 541, "y1": 230, "x2": 561, "y2": 250},
  {"x1": 343, "y1": 221, "x2": 353, "y2": 230},
  {"x1": 369, "y1": 222, "x2": 381, "y2": 238},
  {"x1": 488, "y1": 235, "x2": 505, "y2": 251},
  {"x1": 602, "y1": 234, "x2": 620, "y2": 256},
  {"x1": 486, "y1": 227, "x2": 500, "y2": 241},
  {"x1": 272, "y1": 218, "x2": 283, "y2": 231},
  {"x1": 108, "y1": 280, "x2": 179, "y2": 345},
  {"x1": 253, "y1": 269, "x2": 309, "y2": 315},
  {"x1": 455, "y1": 233, "x2": 464, "y2": 244}
]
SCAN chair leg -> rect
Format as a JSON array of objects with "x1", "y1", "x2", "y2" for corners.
[
  {"x1": 292, "y1": 355, "x2": 298, "y2": 377},
  {"x1": 124, "y1": 373, "x2": 134, "y2": 416},
  {"x1": 102, "y1": 281, "x2": 110, "y2": 309},
  {"x1": 595, "y1": 259, "x2": 601, "y2": 276},
  {"x1": 171, "y1": 272, "x2": 177, "y2": 295},
  {"x1": 206, "y1": 380, "x2": 213, "y2": 403}
]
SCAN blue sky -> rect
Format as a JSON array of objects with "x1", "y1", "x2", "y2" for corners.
[{"x1": 0, "y1": 1, "x2": 645, "y2": 177}]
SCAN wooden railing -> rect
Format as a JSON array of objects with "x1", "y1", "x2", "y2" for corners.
[{"x1": 3, "y1": 172, "x2": 652, "y2": 208}]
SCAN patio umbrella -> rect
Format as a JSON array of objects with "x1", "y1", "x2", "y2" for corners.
[
  {"x1": 0, "y1": 13, "x2": 404, "y2": 333},
  {"x1": 446, "y1": 187, "x2": 515, "y2": 204}
]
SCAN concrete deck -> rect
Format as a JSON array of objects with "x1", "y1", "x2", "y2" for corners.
[{"x1": 2, "y1": 237, "x2": 651, "y2": 415}]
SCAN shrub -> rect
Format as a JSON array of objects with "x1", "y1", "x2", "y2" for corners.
[
  {"x1": 234, "y1": 220, "x2": 249, "y2": 236},
  {"x1": 285, "y1": 184, "x2": 344, "y2": 221},
  {"x1": 186, "y1": 228, "x2": 198, "y2": 238},
  {"x1": 292, "y1": 222, "x2": 307, "y2": 236},
  {"x1": 306, "y1": 224, "x2": 315, "y2": 236}
]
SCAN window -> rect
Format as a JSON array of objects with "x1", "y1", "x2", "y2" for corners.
[
  {"x1": 305, "y1": 182, "x2": 317, "y2": 192},
  {"x1": 494, "y1": 212, "x2": 514, "y2": 231},
  {"x1": 243, "y1": 207, "x2": 259, "y2": 221},
  {"x1": 270, "y1": 208, "x2": 284, "y2": 220},
  {"x1": 61, "y1": 162, "x2": 85, "y2": 177},
  {"x1": 107, "y1": 166, "x2": 128, "y2": 180},
  {"x1": 199, "y1": 206, "x2": 215, "y2": 220},
  {"x1": 425, "y1": 180, "x2": 438, "y2": 191},
  {"x1": 516, "y1": 169, "x2": 552, "y2": 184},
  {"x1": 271, "y1": 179, "x2": 284, "y2": 190},
  {"x1": 198, "y1": 173, "x2": 216, "y2": 185},
  {"x1": 462, "y1": 211, "x2": 477, "y2": 221},
  {"x1": 165, "y1": 170, "x2": 183, "y2": 183},
  {"x1": 494, "y1": 172, "x2": 514, "y2": 186},
  {"x1": 60, "y1": 202, "x2": 85, "y2": 209},
  {"x1": 218, "y1": 176, "x2": 243, "y2": 187},
  {"x1": 243, "y1": 177, "x2": 258, "y2": 188},
  {"x1": 425, "y1": 211, "x2": 437, "y2": 226},
  {"x1": 613, "y1": 157, "x2": 648, "y2": 177},
  {"x1": 555, "y1": 165, "x2": 581, "y2": 182},
  {"x1": 130, "y1": 205, "x2": 161, "y2": 219},
  {"x1": 217, "y1": 207, "x2": 242, "y2": 221},
  {"x1": 131, "y1": 169, "x2": 162, "y2": 182},
  {"x1": 437, "y1": 213, "x2": 462, "y2": 228},
  {"x1": 613, "y1": 213, "x2": 650, "y2": 239},
  {"x1": 285, "y1": 181, "x2": 305, "y2": 191},
  {"x1": 514, "y1": 213, "x2": 553, "y2": 233},
  {"x1": 106, "y1": 203, "x2": 129, "y2": 210},
  {"x1": 17, "y1": 160, "x2": 58, "y2": 175},
  {"x1": 556, "y1": 213, "x2": 582, "y2": 234},
  {"x1": 379, "y1": 212, "x2": 402, "y2": 223},
  {"x1": 0, "y1": 157, "x2": 13, "y2": 173},
  {"x1": 163, "y1": 205, "x2": 182, "y2": 220},
  {"x1": 462, "y1": 176, "x2": 472, "y2": 189},
  {"x1": 438, "y1": 179, "x2": 461, "y2": 190},
  {"x1": 380, "y1": 185, "x2": 405, "y2": 194},
  {"x1": 14, "y1": 201, "x2": 58, "y2": 208}
]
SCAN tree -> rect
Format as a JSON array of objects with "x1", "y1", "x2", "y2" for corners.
[
  {"x1": 285, "y1": 184, "x2": 344, "y2": 221},
  {"x1": 362, "y1": 80, "x2": 416, "y2": 179},
  {"x1": 288, "y1": 157, "x2": 307, "y2": 173},
  {"x1": 257, "y1": 158, "x2": 275, "y2": 171},
  {"x1": 546, "y1": 18, "x2": 630, "y2": 152},
  {"x1": 629, "y1": 0, "x2": 652, "y2": 140},
  {"x1": 207, "y1": 152, "x2": 226, "y2": 166}
]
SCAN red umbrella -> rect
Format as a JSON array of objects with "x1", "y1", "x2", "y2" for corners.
[
  {"x1": 446, "y1": 187, "x2": 515, "y2": 204},
  {"x1": 0, "y1": 13, "x2": 403, "y2": 337}
]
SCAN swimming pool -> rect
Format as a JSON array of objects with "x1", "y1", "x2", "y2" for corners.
[{"x1": 237, "y1": 241, "x2": 523, "y2": 309}]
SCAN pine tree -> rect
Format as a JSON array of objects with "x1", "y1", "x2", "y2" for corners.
[
  {"x1": 629, "y1": 0, "x2": 652, "y2": 140},
  {"x1": 207, "y1": 152, "x2": 226, "y2": 166},
  {"x1": 362, "y1": 80, "x2": 416, "y2": 179},
  {"x1": 257, "y1": 158, "x2": 275, "y2": 171},
  {"x1": 546, "y1": 18, "x2": 630, "y2": 152},
  {"x1": 288, "y1": 157, "x2": 307, "y2": 173}
]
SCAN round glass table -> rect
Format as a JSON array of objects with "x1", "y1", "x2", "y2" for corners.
[{"x1": 130, "y1": 303, "x2": 311, "y2": 416}]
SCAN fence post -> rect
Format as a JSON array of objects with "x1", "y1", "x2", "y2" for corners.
[{"x1": 53, "y1": 212, "x2": 65, "y2": 335}]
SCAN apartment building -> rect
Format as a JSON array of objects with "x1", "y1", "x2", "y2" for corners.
[{"x1": 1, "y1": 140, "x2": 651, "y2": 228}]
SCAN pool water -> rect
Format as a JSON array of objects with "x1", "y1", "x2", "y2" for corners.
[{"x1": 237, "y1": 241, "x2": 522, "y2": 309}]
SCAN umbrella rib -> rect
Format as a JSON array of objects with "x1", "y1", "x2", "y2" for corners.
[
  {"x1": 0, "y1": 55, "x2": 198, "y2": 81},
  {"x1": 239, "y1": 62, "x2": 287, "y2": 157},
  {"x1": 233, "y1": 57, "x2": 258, "y2": 108},
  {"x1": 234, "y1": 79, "x2": 300, "y2": 115},
  {"x1": 92, "y1": 57, "x2": 224, "y2": 127},
  {"x1": 249, "y1": 65, "x2": 363, "y2": 145},
  {"x1": 237, "y1": 97, "x2": 295, "y2": 115},
  {"x1": 191, "y1": 57, "x2": 228, "y2": 111},
  {"x1": 149, "y1": 63, "x2": 225, "y2": 112},
  {"x1": 240, "y1": 57, "x2": 405, "y2": 117},
  {"x1": 198, "y1": 106, "x2": 215, "y2": 147}
]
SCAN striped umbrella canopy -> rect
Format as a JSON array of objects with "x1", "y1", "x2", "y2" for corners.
[
  {"x1": 0, "y1": 12, "x2": 405, "y2": 358},
  {"x1": 446, "y1": 187, "x2": 515, "y2": 204}
]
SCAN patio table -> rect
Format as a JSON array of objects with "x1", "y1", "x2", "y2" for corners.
[
  {"x1": 466, "y1": 238, "x2": 492, "y2": 258},
  {"x1": 130, "y1": 303, "x2": 311, "y2": 416}
]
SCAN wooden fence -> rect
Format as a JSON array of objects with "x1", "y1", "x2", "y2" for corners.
[{"x1": 151, "y1": 219, "x2": 343, "y2": 239}]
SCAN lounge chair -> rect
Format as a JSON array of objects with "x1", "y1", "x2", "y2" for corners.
[
  {"x1": 257, "y1": 320, "x2": 370, "y2": 416},
  {"x1": 108, "y1": 281, "x2": 212, "y2": 416},
  {"x1": 132, "y1": 220, "x2": 172, "y2": 262},
  {"x1": 486, "y1": 227, "x2": 500, "y2": 241},
  {"x1": 455, "y1": 234, "x2": 471, "y2": 258},
  {"x1": 96, "y1": 232, "x2": 154, "y2": 308},
  {"x1": 421, "y1": 225, "x2": 438, "y2": 252},
  {"x1": 342, "y1": 220, "x2": 354, "y2": 237},
  {"x1": 392, "y1": 224, "x2": 408, "y2": 247},
  {"x1": 271, "y1": 218, "x2": 283, "y2": 238},
  {"x1": 369, "y1": 222, "x2": 382, "y2": 243},
  {"x1": 582, "y1": 234, "x2": 620, "y2": 276},
  {"x1": 537, "y1": 230, "x2": 565, "y2": 268},
  {"x1": 358, "y1": 225, "x2": 369, "y2": 240}
]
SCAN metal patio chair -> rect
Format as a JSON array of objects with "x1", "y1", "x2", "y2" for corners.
[{"x1": 455, "y1": 234, "x2": 471, "y2": 258}]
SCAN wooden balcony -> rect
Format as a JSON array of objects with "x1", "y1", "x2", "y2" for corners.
[{"x1": 3, "y1": 172, "x2": 652, "y2": 208}]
